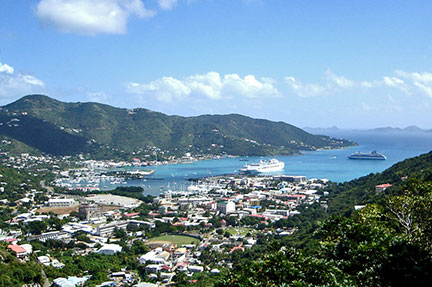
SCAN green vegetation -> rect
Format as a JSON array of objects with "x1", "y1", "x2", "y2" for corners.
[
  {"x1": 0, "y1": 94, "x2": 354, "y2": 158},
  {"x1": 0, "y1": 247, "x2": 44, "y2": 286},
  {"x1": 147, "y1": 235, "x2": 200, "y2": 246},
  {"x1": 39, "y1": 239, "x2": 151, "y2": 286},
  {"x1": 225, "y1": 227, "x2": 256, "y2": 236},
  {"x1": 218, "y1": 151, "x2": 432, "y2": 286},
  {"x1": 0, "y1": 135, "x2": 41, "y2": 156}
]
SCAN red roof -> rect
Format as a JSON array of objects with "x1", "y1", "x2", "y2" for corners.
[
  {"x1": 230, "y1": 246, "x2": 244, "y2": 253},
  {"x1": 249, "y1": 214, "x2": 265, "y2": 218},
  {"x1": 8, "y1": 244, "x2": 26, "y2": 254},
  {"x1": 124, "y1": 212, "x2": 139, "y2": 217},
  {"x1": 4, "y1": 238, "x2": 17, "y2": 242},
  {"x1": 376, "y1": 184, "x2": 392, "y2": 188}
]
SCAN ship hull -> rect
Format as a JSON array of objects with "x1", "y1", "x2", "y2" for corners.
[
  {"x1": 348, "y1": 151, "x2": 386, "y2": 160},
  {"x1": 348, "y1": 156, "x2": 386, "y2": 160}
]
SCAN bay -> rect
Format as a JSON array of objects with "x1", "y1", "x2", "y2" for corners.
[{"x1": 100, "y1": 130, "x2": 432, "y2": 196}]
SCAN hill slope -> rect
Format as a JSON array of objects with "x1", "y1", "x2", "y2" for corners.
[
  {"x1": 0, "y1": 95, "x2": 354, "y2": 158},
  {"x1": 219, "y1": 151, "x2": 432, "y2": 287}
]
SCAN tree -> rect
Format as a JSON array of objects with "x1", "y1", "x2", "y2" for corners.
[
  {"x1": 113, "y1": 227, "x2": 127, "y2": 239},
  {"x1": 27, "y1": 220, "x2": 47, "y2": 235}
]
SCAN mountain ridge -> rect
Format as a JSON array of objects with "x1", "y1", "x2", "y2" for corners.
[{"x1": 0, "y1": 95, "x2": 355, "y2": 158}]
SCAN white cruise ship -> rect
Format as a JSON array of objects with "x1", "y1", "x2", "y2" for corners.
[
  {"x1": 240, "y1": 158, "x2": 285, "y2": 174},
  {"x1": 348, "y1": 151, "x2": 387, "y2": 160}
]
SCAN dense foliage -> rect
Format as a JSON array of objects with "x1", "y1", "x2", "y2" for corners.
[{"x1": 0, "y1": 247, "x2": 44, "y2": 286}]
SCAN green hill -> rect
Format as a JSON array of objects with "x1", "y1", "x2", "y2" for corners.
[
  {"x1": 0, "y1": 95, "x2": 354, "y2": 158},
  {"x1": 219, "y1": 151, "x2": 432, "y2": 287}
]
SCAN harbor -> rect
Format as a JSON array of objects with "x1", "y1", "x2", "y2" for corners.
[{"x1": 54, "y1": 130, "x2": 432, "y2": 196}]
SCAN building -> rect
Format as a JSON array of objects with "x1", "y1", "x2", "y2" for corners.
[
  {"x1": 48, "y1": 198, "x2": 76, "y2": 207},
  {"x1": 375, "y1": 184, "x2": 392, "y2": 193},
  {"x1": 188, "y1": 265, "x2": 204, "y2": 273},
  {"x1": 138, "y1": 248, "x2": 171, "y2": 264},
  {"x1": 7, "y1": 244, "x2": 28, "y2": 258},
  {"x1": 53, "y1": 276, "x2": 90, "y2": 287},
  {"x1": 278, "y1": 175, "x2": 307, "y2": 183},
  {"x1": 97, "y1": 244, "x2": 122, "y2": 255},
  {"x1": 29, "y1": 231, "x2": 71, "y2": 242},
  {"x1": 79, "y1": 203, "x2": 102, "y2": 220},
  {"x1": 217, "y1": 201, "x2": 235, "y2": 215},
  {"x1": 96, "y1": 221, "x2": 128, "y2": 237}
]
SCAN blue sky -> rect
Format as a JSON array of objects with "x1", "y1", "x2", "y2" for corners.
[{"x1": 1, "y1": 0, "x2": 432, "y2": 128}]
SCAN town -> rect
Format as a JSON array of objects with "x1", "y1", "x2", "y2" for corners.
[{"x1": 0, "y1": 150, "x2": 348, "y2": 287}]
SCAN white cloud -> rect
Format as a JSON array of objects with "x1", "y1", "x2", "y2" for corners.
[
  {"x1": 36, "y1": 0, "x2": 155, "y2": 35},
  {"x1": 21, "y1": 75, "x2": 45, "y2": 86},
  {"x1": 284, "y1": 69, "x2": 432, "y2": 100},
  {"x1": 87, "y1": 91, "x2": 109, "y2": 102},
  {"x1": 361, "y1": 81, "x2": 374, "y2": 88},
  {"x1": 394, "y1": 70, "x2": 432, "y2": 98},
  {"x1": 0, "y1": 62, "x2": 45, "y2": 103},
  {"x1": 127, "y1": 76, "x2": 191, "y2": 103},
  {"x1": 395, "y1": 70, "x2": 432, "y2": 84},
  {"x1": 0, "y1": 63, "x2": 14, "y2": 74},
  {"x1": 285, "y1": 76, "x2": 327, "y2": 98},
  {"x1": 413, "y1": 82, "x2": 432, "y2": 98},
  {"x1": 158, "y1": 0, "x2": 178, "y2": 10},
  {"x1": 324, "y1": 69, "x2": 355, "y2": 88},
  {"x1": 383, "y1": 76, "x2": 404, "y2": 87},
  {"x1": 126, "y1": 72, "x2": 280, "y2": 103},
  {"x1": 285, "y1": 70, "x2": 358, "y2": 98}
]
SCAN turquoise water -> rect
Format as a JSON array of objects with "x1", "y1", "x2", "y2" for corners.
[{"x1": 103, "y1": 131, "x2": 432, "y2": 196}]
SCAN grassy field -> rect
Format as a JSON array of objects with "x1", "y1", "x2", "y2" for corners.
[
  {"x1": 147, "y1": 235, "x2": 200, "y2": 246},
  {"x1": 225, "y1": 227, "x2": 256, "y2": 236}
]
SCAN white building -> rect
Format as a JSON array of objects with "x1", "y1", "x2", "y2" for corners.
[
  {"x1": 96, "y1": 221, "x2": 128, "y2": 237},
  {"x1": 217, "y1": 201, "x2": 235, "y2": 215},
  {"x1": 188, "y1": 265, "x2": 204, "y2": 273},
  {"x1": 48, "y1": 198, "x2": 76, "y2": 207},
  {"x1": 97, "y1": 244, "x2": 122, "y2": 255},
  {"x1": 139, "y1": 248, "x2": 171, "y2": 264}
]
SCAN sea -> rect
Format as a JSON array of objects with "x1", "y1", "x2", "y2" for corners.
[{"x1": 98, "y1": 130, "x2": 432, "y2": 196}]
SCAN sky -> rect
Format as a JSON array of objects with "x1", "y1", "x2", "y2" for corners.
[{"x1": 1, "y1": 0, "x2": 432, "y2": 129}]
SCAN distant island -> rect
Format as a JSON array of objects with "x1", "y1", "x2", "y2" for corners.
[
  {"x1": 367, "y1": 126, "x2": 431, "y2": 133},
  {"x1": 305, "y1": 125, "x2": 431, "y2": 133},
  {"x1": 0, "y1": 95, "x2": 355, "y2": 160}
]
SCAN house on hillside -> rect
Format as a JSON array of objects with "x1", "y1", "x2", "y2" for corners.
[{"x1": 375, "y1": 184, "x2": 392, "y2": 193}]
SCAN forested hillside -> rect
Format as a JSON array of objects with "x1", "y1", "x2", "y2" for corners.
[{"x1": 0, "y1": 95, "x2": 354, "y2": 158}]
